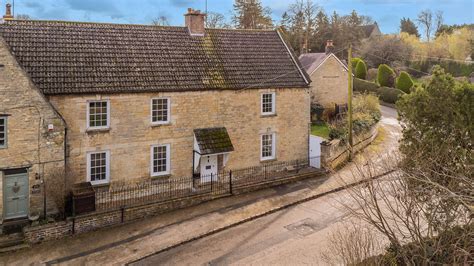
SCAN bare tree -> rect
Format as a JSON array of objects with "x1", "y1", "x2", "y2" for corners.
[
  {"x1": 358, "y1": 34, "x2": 412, "y2": 67},
  {"x1": 435, "y1": 10, "x2": 444, "y2": 33},
  {"x1": 321, "y1": 221, "x2": 385, "y2": 265},
  {"x1": 151, "y1": 16, "x2": 170, "y2": 26},
  {"x1": 334, "y1": 154, "x2": 473, "y2": 265},
  {"x1": 417, "y1": 9, "x2": 444, "y2": 42},
  {"x1": 417, "y1": 9, "x2": 433, "y2": 41},
  {"x1": 206, "y1": 12, "x2": 229, "y2": 29},
  {"x1": 286, "y1": 0, "x2": 319, "y2": 53}
]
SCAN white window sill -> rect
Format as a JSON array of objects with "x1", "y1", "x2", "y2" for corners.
[
  {"x1": 86, "y1": 127, "x2": 111, "y2": 133},
  {"x1": 150, "y1": 122, "x2": 171, "y2": 127},
  {"x1": 89, "y1": 180, "x2": 110, "y2": 187},
  {"x1": 151, "y1": 172, "x2": 171, "y2": 178},
  {"x1": 260, "y1": 157, "x2": 277, "y2": 163},
  {"x1": 261, "y1": 113, "x2": 277, "y2": 118}
]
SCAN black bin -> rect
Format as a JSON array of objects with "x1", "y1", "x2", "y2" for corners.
[{"x1": 72, "y1": 182, "x2": 96, "y2": 215}]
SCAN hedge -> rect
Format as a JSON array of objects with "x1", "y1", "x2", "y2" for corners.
[
  {"x1": 396, "y1": 71, "x2": 414, "y2": 93},
  {"x1": 355, "y1": 60, "x2": 368, "y2": 80},
  {"x1": 354, "y1": 78, "x2": 406, "y2": 104},
  {"x1": 409, "y1": 60, "x2": 474, "y2": 77},
  {"x1": 354, "y1": 78, "x2": 379, "y2": 94},
  {"x1": 351, "y1": 57, "x2": 363, "y2": 69},
  {"x1": 377, "y1": 64, "x2": 396, "y2": 87},
  {"x1": 379, "y1": 86, "x2": 406, "y2": 104}
]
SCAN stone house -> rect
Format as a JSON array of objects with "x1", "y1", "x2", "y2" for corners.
[
  {"x1": 299, "y1": 41, "x2": 349, "y2": 117},
  {"x1": 0, "y1": 8, "x2": 310, "y2": 223},
  {"x1": 359, "y1": 22, "x2": 382, "y2": 39}
]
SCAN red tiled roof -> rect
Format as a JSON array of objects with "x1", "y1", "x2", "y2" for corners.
[{"x1": 0, "y1": 20, "x2": 309, "y2": 95}]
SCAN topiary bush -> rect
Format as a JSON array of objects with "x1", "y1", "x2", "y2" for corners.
[
  {"x1": 377, "y1": 64, "x2": 396, "y2": 87},
  {"x1": 355, "y1": 60, "x2": 368, "y2": 80},
  {"x1": 353, "y1": 78, "x2": 379, "y2": 94},
  {"x1": 379, "y1": 86, "x2": 405, "y2": 103},
  {"x1": 396, "y1": 71, "x2": 414, "y2": 93},
  {"x1": 351, "y1": 57, "x2": 363, "y2": 69},
  {"x1": 367, "y1": 68, "x2": 378, "y2": 81}
]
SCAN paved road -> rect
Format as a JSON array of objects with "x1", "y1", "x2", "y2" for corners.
[
  {"x1": 134, "y1": 106, "x2": 401, "y2": 266},
  {"x1": 133, "y1": 187, "x2": 362, "y2": 266}
]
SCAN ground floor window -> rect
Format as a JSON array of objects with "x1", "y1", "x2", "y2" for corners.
[
  {"x1": 151, "y1": 144, "x2": 170, "y2": 176},
  {"x1": 87, "y1": 150, "x2": 110, "y2": 185},
  {"x1": 261, "y1": 133, "x2": 276, "y2": 160}
]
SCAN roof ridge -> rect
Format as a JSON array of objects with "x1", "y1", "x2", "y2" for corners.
[
  {"x1": 4, "y1": 19, "x2": 277, "y2": 32},
  {"x1": 4, "y1": 19, "x2": 186, "y2": 29}
]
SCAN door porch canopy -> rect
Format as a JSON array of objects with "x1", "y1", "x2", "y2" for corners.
[{"x1": 193, "y1": 127, "x2": 234, "y2": 171}]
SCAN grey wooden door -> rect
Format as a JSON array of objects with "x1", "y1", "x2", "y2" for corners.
[{"x1": 3, "y1": 172, "x2": 29, "y2": 219}]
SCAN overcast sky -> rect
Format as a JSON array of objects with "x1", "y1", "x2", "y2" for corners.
[{"x1": 7, "y1": 0, "x2": 474, "y2": 34}]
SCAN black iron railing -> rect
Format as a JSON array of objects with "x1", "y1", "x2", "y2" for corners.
[{"x1": 72, "y1": 157, "x2": 322, "y2": 215}]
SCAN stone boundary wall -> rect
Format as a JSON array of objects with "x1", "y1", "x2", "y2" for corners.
[
  {"x1": 321, "y1": 124, "x2": 378, "y2": 170},
  {"x1": 23, "y1": 170, "x2": 325, "y2": 244},
  {"x1": 24, "y1": 193, "x2": 223, "y2": 244}
]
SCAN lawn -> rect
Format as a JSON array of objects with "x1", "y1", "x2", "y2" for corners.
[{"x1": 311, "y1": 123, "x2": 330, "y2": 139}]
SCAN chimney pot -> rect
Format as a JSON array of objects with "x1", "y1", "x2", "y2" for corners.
[
  {"x1": 325, "y1": 40, "x2": 334, "y2": 55},
  {"x1": 185, "y1": 8, "x2": 206, "y2": 36},
  {"x1": 3, "y1": 3, "x2": 13, "y2": 21}
]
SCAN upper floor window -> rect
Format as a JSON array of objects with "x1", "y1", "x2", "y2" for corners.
[
  {"x1": 261, "y1": 133, "x2": 276, "y2": 161},
  {"x1": 151, "y1": 144, "x2": 171, "y2": 176},
  {"x1": 261, "y1": 92, "x2": 276, "y2": 115},
  {"x1": 87, "y1": 100, "x2": 110, "y2": 130},
  {"x1": 151, "y1": 98, "x2": 170, "y2": 125},
  {"x1": 87, "y1": 150, "x2": 110, "y2": 185},
  {"x1": 0, "y1": 117, "x2": 7, "y2": 148}
]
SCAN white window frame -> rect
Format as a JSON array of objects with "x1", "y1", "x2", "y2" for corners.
[
  {"x1": 86, "y1": 100, "x2": 110, "y2": 130},
  {"x1": 86, "y1": 150, "x2": 111, "y2": 185},
  {"x1": 261, "y1": 92, "x2": 276, "y2": 116},
  {"x1": 260, "y1": 132, "x2": 276, "y2": 161},
  {"x1": 150, "y1": 97, "x2": 171, "y2": 125},
  {"x1": 150, "y1": 144, "x2": 171, "y2": 177},
  {"x1": 0, "y1": 116, "x2": 7, "y2": 149}
]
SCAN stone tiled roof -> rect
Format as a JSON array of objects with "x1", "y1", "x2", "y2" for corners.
[
  {"x1": 298, "y1": 53, "x2": 328, "y2": 75},
  {"x1": 359, "y1": 23, "x2": 379, "y2": 38},
  {"x1": 194, "y1": 127, "x2": 234, "y2": 155},
  {"x1": 0, "y1": 20, "x2": 309, "y2": 95},
  {"x1": 299, "y1": 53, "x2": 349, "y2": 75}
]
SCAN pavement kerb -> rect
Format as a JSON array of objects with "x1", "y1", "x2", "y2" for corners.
[{"x1": 128, "y1": 169, "x2": 396, "y2": 265}]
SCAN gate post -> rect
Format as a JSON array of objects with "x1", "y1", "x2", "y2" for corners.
[
  {"x1": 210, "y1": 173, "x2": 213, "y2": 192},
  {"x1": 229, "y1": 170, "x2": 233, "y2": 195}
]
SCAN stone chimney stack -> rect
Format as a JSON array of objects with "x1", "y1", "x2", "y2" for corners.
[
  {"x1": 185, "y1": 8, "x2": 206, "y2": 36},
  {"x1": 325, "y1": 40, "x2": 334, "y2": 55},
  {"x1": 3, "y1": 3, "x2": 13, "y2": 21}
]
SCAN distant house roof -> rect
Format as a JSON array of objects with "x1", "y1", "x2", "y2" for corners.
[
  {"x1": 359, "y1": 23, "x2": 382, "y2": 38},
  {"x1": 298, "y1": 53, "x2": 348, "y2": 75},
  {"x1": 0, "y1": 20, "x2": 310, "y2": 95},
  {"x1": 194, "y1": 127, "x2": 234, "y2": 155}
]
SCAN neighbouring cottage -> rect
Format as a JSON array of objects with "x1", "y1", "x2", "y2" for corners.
[
  {"x1": 358, "y1": 22, "x2": 382, "y2": 39},
  {"x1": 299, "y1": 40, "x2": 349, "y2": 116},
  {"x1": 0, "y1": 7, "x2": 310, "y2": 223}
]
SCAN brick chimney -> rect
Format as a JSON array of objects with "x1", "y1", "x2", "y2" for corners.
[
  {"x1": 325, "y1": 40, "x2": 334, "y2": 55},
  {"x1": 185, "y1": 8, "x2": 206, "y2": 36},
  {"x1": 3, "y1": 3, "x2": 13, "y2": 21}
]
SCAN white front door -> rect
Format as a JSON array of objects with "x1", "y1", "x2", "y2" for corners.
[
  {"x1": 309, "y1": 135, "x2": 322, "y2": 168},
  {"x1": 200, "y1": 155, "x2": 218, "y2": 182}
]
